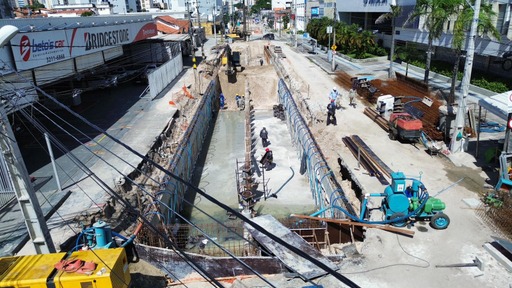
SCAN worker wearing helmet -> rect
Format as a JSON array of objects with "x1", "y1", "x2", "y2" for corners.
[
  {"x1": 260, "y1": 147, "x2": 274, "y2": 171},
  {"x1": 329, "y1": 87, "x2": 340, "y2": 108}
]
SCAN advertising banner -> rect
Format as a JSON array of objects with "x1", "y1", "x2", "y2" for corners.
[{"x1": 11, "y1": 22, "x2": 157, "y2": 71}]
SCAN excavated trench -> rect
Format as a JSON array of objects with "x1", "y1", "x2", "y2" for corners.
[{"x1": 136, "y1": 42, "x2": 364, "y2": 262}]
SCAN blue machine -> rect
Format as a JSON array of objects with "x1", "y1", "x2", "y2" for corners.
[
  {"x1": 74, "y1": 220, "x2": 141, "y2": 251},
  {"x1": 360, "y1": 172, "x2": 450, "y2": 229}
]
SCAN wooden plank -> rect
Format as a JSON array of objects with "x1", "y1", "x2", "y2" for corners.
[
  {"x1": 290, "y1": 214, "x2": 415, "y2": 237},
  {"x1": 244, "y1": 214, "x2": 338, "y2": 280}
]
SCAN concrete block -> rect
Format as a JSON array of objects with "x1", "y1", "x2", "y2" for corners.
[
  {"x1": 462, "y1": 198, "x2": 482, "y2": 209},
  {"x1": 483, "y1": 242, "x2": 512, "y2": 272}
]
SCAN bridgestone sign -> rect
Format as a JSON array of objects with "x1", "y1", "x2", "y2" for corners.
[{"x1": 84, "y1": 29, "x2": 130, "y2": 51}]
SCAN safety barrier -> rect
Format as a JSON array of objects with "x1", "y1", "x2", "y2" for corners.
[
  {"x1": 148, "y1": 47, "x2": 184, "y2": 99},
  {"x1": 277, "y1": 79, "x2": 355, "y2": 218}
]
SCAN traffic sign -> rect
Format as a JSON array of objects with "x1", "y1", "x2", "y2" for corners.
[{"x1": 331, "y1": 45, "x2": 337, "y2": 51}]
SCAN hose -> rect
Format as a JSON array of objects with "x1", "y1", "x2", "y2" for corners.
[{"x1": 267, "y1": 167, "x2": 294, "y2": 199}]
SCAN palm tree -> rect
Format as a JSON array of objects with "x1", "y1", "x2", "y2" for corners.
[
  {"x1": 404, "y1": 0, "x2": 460, "y2": 86},
  {"x1": 375, "y1": 5, "x2": 402, "y2": 78},
  {"x1": 447, "y1": 0, "x2": 500, "y2": 104}
]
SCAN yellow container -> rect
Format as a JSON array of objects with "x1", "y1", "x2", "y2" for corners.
[
  {"x1": 56, "y1": 248, "x2": 130, "y2": 288},
  {"x1": 0, "y1": 252, "x2": 67, "y2": 288},
  {"x1": 0, "y1": 248, "x2": 130, "y2": 288},
  {"x1": 222, "y1": 56, "x2": 228, "y2": 65}
]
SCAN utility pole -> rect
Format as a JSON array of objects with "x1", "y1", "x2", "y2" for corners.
[
  {"x1": 213, "y1": 0, "x2": 217, "y2": 45},
  {"x1": 331, "y1": 27, "x2": 336, "y2": 71},
  {"x1": 243, "y1": 0, "x2": 247, "y2": 41},
  {"x1": 293, "y1": 0, "x2": 297, "y2": 48},
  {"x1": 196, "y1": 3, "x2": 205, "y2": 58},
  {"x1": 327, "y1": 25, "x2": 332, "y2": 61},
  {"x1": 230, "y1": 0, "x2": 234, "y2": 31},
  {"x1": 450, "y1": 0, "x2": 481, "y2": 153},
  {"x1": 186, "y1": 1, "x2": 195, "y2": 55}
]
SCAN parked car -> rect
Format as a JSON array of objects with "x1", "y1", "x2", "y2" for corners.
[
  {"x1": 262, "y1": 33, "x2": 275, "y2": 40},
  {"x1": 135, "y1": 64, "x2": 158, "y2": 84}
]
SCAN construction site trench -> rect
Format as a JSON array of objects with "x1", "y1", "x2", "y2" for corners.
[{"x1": 133, "y1": 41, "x2": 365, "y2": 268}]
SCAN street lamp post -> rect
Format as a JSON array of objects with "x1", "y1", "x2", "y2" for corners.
[
  {"x1": 196, "y1": 3, "x2": 205, "y2": 58},
  {"x1": 293, "y1": 0, "x2": 297, "y2": 48},
  {"x1": 450, "y1": 0, "x2": 481, "y2": 153},
  {"x1": 213, "y1": 0, "x2": 217, "y2": 45}
]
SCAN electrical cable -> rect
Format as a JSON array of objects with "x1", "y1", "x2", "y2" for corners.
[
  {"x1": 14, "y1": 109, "x2": 102, "y2": 208},
  {"x1": 23, "y1": 102, "x2": 267, "y2": 257},
  {"x1": 13, "y1": 106, "x2": 222, "y2": 287}
]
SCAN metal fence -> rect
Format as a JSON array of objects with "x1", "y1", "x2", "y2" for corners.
[
  {"x1": 277, "y1": 79, "x2": 355, "y2": 219},
  {"x1": 0, "y1": 150, "x2": 16, "y2": 211}
]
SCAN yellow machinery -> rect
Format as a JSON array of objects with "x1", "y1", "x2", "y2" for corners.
[{"x1": 0, "y1": 248, "x2": 130, "y2": 288}]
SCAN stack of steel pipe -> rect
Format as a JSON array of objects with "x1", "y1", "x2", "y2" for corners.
[
  {"x1": 342, "y1": 135, "x2": 393, "y2": 185},
  {"x1": 363, "y1": 107, "x2": 389, "y2": 132}
]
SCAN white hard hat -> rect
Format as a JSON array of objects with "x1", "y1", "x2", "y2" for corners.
[{"x1": 333, "y1": 87, "x2": 337, "y2": 91}]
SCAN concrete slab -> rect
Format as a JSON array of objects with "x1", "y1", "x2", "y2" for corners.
[
  {"x1": 483, "y1": 242, "x2": 512, "y2": 272},
  {"x1": 245, "y1": 214, "x2": 337, "y2": 280},
  {"x1": 190, "y1": 110, "x2": 316, "y2": 224},
  {"x1": 462, "y1": 198, "x2": 482, "y2": 209}
]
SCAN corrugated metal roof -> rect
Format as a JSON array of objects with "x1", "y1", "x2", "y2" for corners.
[
  {"x1": 150, "y1": 34, "x2": 190, "y2": 41},
  {"x1": 0, "y1": 15, "x2": 154, "y2": 32}
]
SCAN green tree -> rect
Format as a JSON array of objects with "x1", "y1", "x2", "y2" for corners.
[
  {"x1": 27, "y1": 0, "x2": 45, "y2": 9},
  {"x1": 405, "y1": 0, "x2": 460, "y2": 86},
  {"x1": 250, "y1": 0, "x2": 271, "y2": 14},
  {"x1": 282, "y1": 14, "x2": 290, "y2": 30},
  {"x1": 448, "y1": 0, "x2": 500, "y2": 104},
  {"x1": 395, "y1": 42, "x2": 422, "y2": 77},
  {"x1": 306, "y1": 17, "x2": 333, "y2": 46},
  {"x1": 81, "y1": 11, "x2": 94, "y2": 17},
  {"x1": 376, "y1": 5, "x2": 402, "y2": 78}
]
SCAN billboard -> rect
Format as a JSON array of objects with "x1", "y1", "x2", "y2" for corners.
[
  {"x1": 11, "y1": 22, "x2": 157, "y2": 71},
  {"x1": 311, "y1": 7, "x2": 319, "y2": 16}
]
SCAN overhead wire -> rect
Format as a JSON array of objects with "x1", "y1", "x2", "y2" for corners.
[
  {"x1": 14, "y1": 110, "x2": 224, "y2": 287},
  {"x1": 25, "y1": 99, "x2": 275, "y2": 277},
  {"x1": 22, "y1": 76, "x2": 361, "y2": 288},
  {"x1": 3, "y1": 110, "x2": 133, "y2": 288},
  {"x1": 28, "y1": 95, "x2": 267, "y2": 253},
  {"x1": 4, "y1": 53, "x2": 361, "y2": 286},
  {"x1": 6, "y1": 91, "x2": 228, "y2": 287}
]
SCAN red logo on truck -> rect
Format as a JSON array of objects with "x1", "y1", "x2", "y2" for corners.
[{"x1": 20, "y1": 35, "x2": 30, "y2": 61}]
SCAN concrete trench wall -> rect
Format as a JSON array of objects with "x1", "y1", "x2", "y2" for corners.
[
  {"x1": 277, "y1": 79, "x2": 356, "y2": 219},
  {"x1": 159, "y1": 79, "x2": 219, "y2": 222}
]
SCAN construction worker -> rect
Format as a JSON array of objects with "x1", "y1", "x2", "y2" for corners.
[
  {"x1": 329, "y1": 87, "x2": 340, "y2": 108},
  {"x1": 260, "y1": 127, "x2": 269, "y2": 147},
  {"x1": 260, "y1": 148, "x2": 274, "y2": 170},
  {"x1": 348, "y1": 89, "x2": 356, "y2": 107},
  {"x1": 235, "y1": 94, "x2": 240, "y2": 108},
  {"x1": 219, "y1": 93, "x2": 225, "y2": 109},
  {"x1": 326, "y1": 101, "x2": 337, "y2": 126}
]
